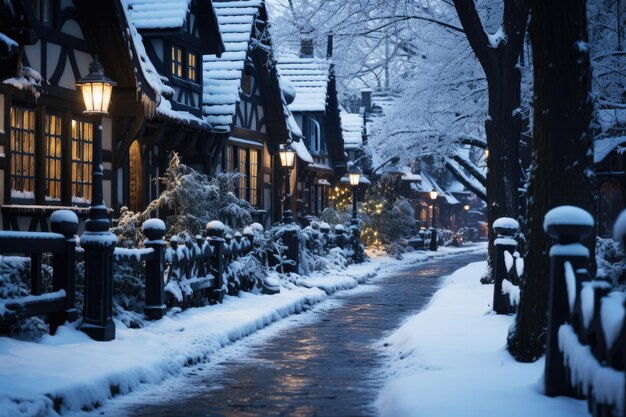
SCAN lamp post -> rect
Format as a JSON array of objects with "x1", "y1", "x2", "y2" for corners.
[
  {"x1": 278, "y1": 142, "x2": 296, "y2": 224},
  {"x1": 429, "y1": 187, "x2": 438, "y2": 251},
  {"x1": 348, "y1": 163, "x2": 361, "y2": 226},
  {"x1": 76, "y1": 57, "x2": 117, "y2": 341},
  {"x1": 464, "y1": 204, "x2": 470, "y2": 227}
]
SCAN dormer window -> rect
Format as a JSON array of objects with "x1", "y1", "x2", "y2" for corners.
[
  {"x1": 171, "y1": 45, "x2": 183, "y2": 78},
  {"x1": 188, "y1": 52, "x2": 197, "y2": 82},
  {"x1": 33, "y1": 0, "x2": 52, "y2": 25},
  {"x1": 241, "y1": 75, "x2": 252, "y2": 97},
  {"x1": 308, "y1": 118, "x2": 321, "y2": 153}
]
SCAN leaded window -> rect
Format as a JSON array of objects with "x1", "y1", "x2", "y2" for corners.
[
  {"x1": 249, "y1": 149, "x2": 259, "y2": 206},
  {"x1": 238, "y1": 148, "x2": 247, "y2": 198},
  {"x1": 10, "y1": 107, "x2": 35, "y2": 199},
  {"x1": 188, "y1": 52, "x2": 197, "y2": 82},
  {"x1": 171, "y1": 45, "x2": 183, "y2": 78},
  {"x1": 71, "y1": 119, "x2": 93, "y2": 204},
  {"x1": 44, "y1": 114, "x2": 62, "y2": 201}
]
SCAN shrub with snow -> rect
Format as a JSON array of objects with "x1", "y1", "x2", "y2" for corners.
[
  {"x1": 0, "y1": 256, "x2": 48, "y2": 340},
  {"x1": 596, "y1": 237, "x2": 626, "y2": 290}
]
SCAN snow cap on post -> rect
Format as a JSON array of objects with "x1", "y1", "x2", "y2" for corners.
[
  {"x1": 492, "y1": 217, "x2": 519, "y2": 237},
  {"x1": 543, "y1": 205, "x2": 594, "y2": 243},
  {"x1": 251, "y1": 222, "x2": 264, "y2": 233},
  {"x1": 142, "y1": 218, "x2": 166, "y2": 241},
  {"x1": 206, "y1": 220, "x2": 226, "y2": 238},
  {"x1": 50, "y1": 210, "x2": 79, "y2": 238},
  {"x1": 320, "y1": 222, "x2": 331, "y2": 233},
  {"x1": 612, "y1": 209, "x2": 626, "y2": 245},
  {"x1": 243, "y1": 227, "x2": 254, "y2": 238}
]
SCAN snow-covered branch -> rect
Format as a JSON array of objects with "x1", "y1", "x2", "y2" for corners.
[{"x1": 445, "y1": 157, "x2": 487, "y2": 201}]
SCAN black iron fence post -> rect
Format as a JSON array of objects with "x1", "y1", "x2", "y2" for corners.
[
  {"x1": 49, "y1": 210, "x2": 79, "y2": 332},
  {"x1": 143, "y1": 219, "x2": 166, "y2": 320},
  {"x1": 493, "y1": 217, "x2": 519, "y2": 314},
  {"x1": 543, "y1": 205, "x2": 594, "y2": 397},
  {"x1": 207, "y1": 221, "x2": 225, "y2": 303},
  {"x1": 282, "y1": 227, "x2": 300, "y2": 273}
]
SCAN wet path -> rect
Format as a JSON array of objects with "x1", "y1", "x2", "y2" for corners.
[{"x1": 116, "y1": 253, "x2": 484, "y2": 417}]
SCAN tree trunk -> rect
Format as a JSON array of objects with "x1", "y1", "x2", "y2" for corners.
[
  {"x1": 452, "y1": 0, "x2": 529, "y2": 282},
  {"x1": 484, "y1": 64, "x2": 522, "y2": 281},
  {"x1": 508, "y1": 0, "x2": 595, "y2": 362}
]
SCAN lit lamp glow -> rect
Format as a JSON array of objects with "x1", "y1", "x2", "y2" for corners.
[
  {"x1": 76, "y1": 58, "x2": 116, "y2": 115},
  {"x1": 429, "y1": 187, "x2": 438, "y2": 251},
  {"x1": 279, "y1": 142, "x2": 296, "y2": 223},
  {"x1": 278, "y1": 143, "x2": 296, "y2": 169},
  {"x1": 348, "y1": 163, "x2": 361, "y2": 226}
]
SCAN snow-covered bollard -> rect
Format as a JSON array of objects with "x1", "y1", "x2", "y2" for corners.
[
  {"x1": 335, "y1": 224, "x2": 347, "y2": 249},
  {"x1": 206, "y1": 220, "x2": 226, "y2": 303},
  {"x1": 49, "y1": 210, "x2": 79, "y2": 330},
  {"x1": 243, "y1": 226, "x2": 254, "y2": 248},
  {"x1": 543, "y1": 205, "x2": 594, "y2": 398},
  {"x1": 492, "y1": 217, "x2": 519, "y2": 314},
  {"x1": 142, "y1": 218, "x2": 166, "y2": 320}
]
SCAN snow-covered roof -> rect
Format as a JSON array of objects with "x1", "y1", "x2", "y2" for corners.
[
  {"x1": 202, "y1": 0, "x2": 263, "y2": 129},
  {"x1": 341, "y1": 109, "x2": 362, "y2": 151},
  {"x1": 122, "y1": 0, "x2": 209, "y2": 128},
  {"x1": 291, "y1": 138, "x2": 314, "y2": 164},
  {"x1": 402, "y1": 173, "x2": 422, "y2": 182},
  {"x1": 417, "y1": 170, "x2": 460, "y2": 205},
  {"x1": 276, "y1": 56, "x2": 331, "y2": 113},
  {"x1": 126, "y1": 0, "x2": 192, "y2": 29},
  {"x1": 594, "y1": 136, "x2": 626, "y2": 164}
]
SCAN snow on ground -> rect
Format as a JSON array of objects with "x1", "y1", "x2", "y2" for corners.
[
  {"x1": 376, "y1": 260, "x2": 588, "y2": 417},
  {"x1": 0, "y1": 245, "x2": 484, "y2": 417}
]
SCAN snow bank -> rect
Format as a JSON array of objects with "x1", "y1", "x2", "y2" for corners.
[{"x1": 377, "y1": 261, "x2": 587, "y2": 417}]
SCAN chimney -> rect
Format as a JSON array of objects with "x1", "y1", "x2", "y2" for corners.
[
  {"x1": 361, "y1": 88, "x2": 372, "y2": 114},
  {"x1": 326, "y1": 34, "x2": 333, "y2": 58}
]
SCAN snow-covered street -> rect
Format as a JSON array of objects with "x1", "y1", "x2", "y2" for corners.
[{"x1": 0, "y1": 246, "x2": 483, "y2": 417}]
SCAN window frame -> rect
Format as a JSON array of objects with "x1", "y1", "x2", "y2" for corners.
[
  {"x1": 222, "y1": 144, "x2": 261, "y2": 206},
  {"x1": 44, "y1": 112, "x2": 63, "y2": 202},
  {"x1": 308, "y1": 118, "x2": 322, "y2": 153},
  {"x1": 9, "y1": 106, "x2": 36, "y2": 202},
  {"x1": 171, "y1": 44, "x2": 184, "y2": 79},
  {"x1": 70, "y1": 118, "x2": 93, "y2": 206}
]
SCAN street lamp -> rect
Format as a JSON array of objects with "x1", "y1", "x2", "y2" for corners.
[
  {"x1": 429, "y1": 187, "x2": 438, "y2": 251},
  {"x1": 76, "y1": 57, "x2": 117, "y2": 341},
  {"x1": 279, "y1": 142, "x2": 296, "y2": 224},
  {"x1": 348, "y1": 163, "x2": 361, "y2": 226},
  {"x1": 464, "y1": 204, "x2": 470, "y2": 227}
]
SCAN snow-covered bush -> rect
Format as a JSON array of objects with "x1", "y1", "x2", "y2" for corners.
[
  {"x1": 596, "y1": 237, "x2": 626, "y2": 290},
  {"x1": 0, "y1": 256, "x2": 48, "y2": 340}
]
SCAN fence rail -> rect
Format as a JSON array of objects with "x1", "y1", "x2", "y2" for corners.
[
  {"x1": 0, "y1": 210, "x2": 363, "y2": 341},
  {"x1": 0, "y1": 210, "x2": 79, "y2": 333},
  {"x1": 544, "y1": 205, "x2": 625, "y2": 417}
]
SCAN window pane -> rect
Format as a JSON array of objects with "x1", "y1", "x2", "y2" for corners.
[
  {"x1": 71, "y1": 119, "x2": 93, "y2": 204},
  {"x1": 10, "y1": 107, "x2": 36, "y2": 199},
  {"x1": 249, "y1": 150, "x2": 259, "y2": 206},
  {"x1": 44, "y1": 114, "x2": 62, "y2": 201},
  {"x1": 239, "y1": 148, "x2": 247, "y2": 199}
]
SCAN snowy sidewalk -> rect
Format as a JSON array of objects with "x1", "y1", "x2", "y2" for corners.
[
  {"x1": 0, "y1": 245, "x2": 483, "y2": 417},
  {"x1": 377, "y1": 260, "x2": 588, "y2": 417}
]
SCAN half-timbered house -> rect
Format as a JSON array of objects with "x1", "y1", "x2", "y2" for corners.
[
  {"x1": 202, "y1": 0, "x2": 307, "y2": 227},
  {"x1": 0, "y1": 0, "x2": 123, "y2": 230},
  {"x1": 119, "y1": 0, "x2": 224, "y2": 212},
  {"x1": 276, "y1": 37, "x2": 346, "y2": 219}
]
